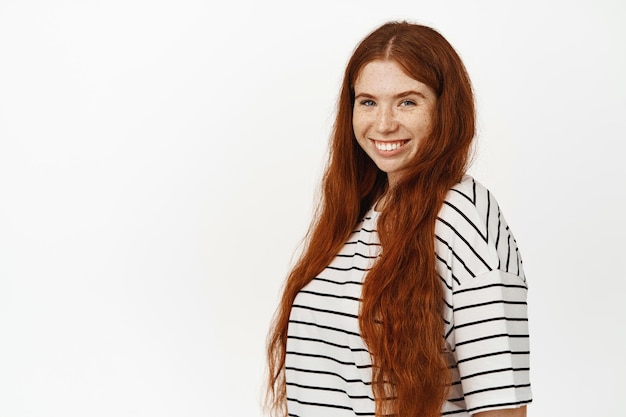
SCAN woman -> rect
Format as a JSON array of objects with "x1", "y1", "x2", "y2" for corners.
[{"x1": 267, "y1": 21, "x2": 532, "y2": 417}]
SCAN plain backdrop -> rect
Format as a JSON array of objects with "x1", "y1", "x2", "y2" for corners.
[{"x1": 1, "y1": 0, "x2": 625, "y2": 416}]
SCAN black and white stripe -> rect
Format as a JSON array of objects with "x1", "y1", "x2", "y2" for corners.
[{"x1": 286, "y1": 175, "x2": 532, "y2": 417}]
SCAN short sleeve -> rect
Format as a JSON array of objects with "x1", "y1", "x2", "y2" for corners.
[
  {"x1": 451, "y1": 269, "x2": 532, "y2": 414},
  {"x1": 436, "y1": 176, "x2": 532, "y2": 415}
]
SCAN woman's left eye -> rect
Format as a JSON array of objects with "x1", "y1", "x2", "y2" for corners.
[{"x1": 400, "y1": 100, "x2": 416, "y2": 106}]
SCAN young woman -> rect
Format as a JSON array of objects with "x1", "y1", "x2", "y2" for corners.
[{"x1": 266, "y1": 21, "x2": 532, "y2": 417}]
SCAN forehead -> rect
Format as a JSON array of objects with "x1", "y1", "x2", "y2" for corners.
[{"x1": 354, "y1": 60, "x2": 426, "y2": 93}]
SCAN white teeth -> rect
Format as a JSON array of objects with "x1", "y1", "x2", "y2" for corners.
[{"x1": 375, "y1": 141, "x2": 404, "y2": 151}]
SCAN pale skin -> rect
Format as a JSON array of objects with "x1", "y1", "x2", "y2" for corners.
[
  {"x1": 352, "y1": 59, "x2": 436, "y2": 190},
  {"x1": 353, "y1": 60, "x2": 529, "y2": 417}
]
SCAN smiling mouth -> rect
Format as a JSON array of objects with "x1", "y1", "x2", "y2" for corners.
[{"x1": 373, "y1": 140, "x2": 409, "y2": 151}]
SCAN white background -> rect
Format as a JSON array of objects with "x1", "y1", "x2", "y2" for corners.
[{"x1": 1, "y1": 0, "x2": 625, "y2": 416}]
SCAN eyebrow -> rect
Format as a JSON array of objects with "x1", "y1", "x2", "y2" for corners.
[{"x1": 354, "y1": 90, "x2": 427, "y2": 100}]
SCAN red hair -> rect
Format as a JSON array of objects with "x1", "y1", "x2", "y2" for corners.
[{"x1": 266, "y1": 21, "x2": 475, "y2": 417}]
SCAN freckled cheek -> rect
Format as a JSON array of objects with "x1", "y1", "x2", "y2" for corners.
[
  {"x1": 406, "y1": 117, "x2": 431, "y2": 135},
  {"x1": 353, "y1": 113, "x2": 377, "y2": 135},
  {"x1": 352, "y1": 116, "x2": 367, "y2": 139}
]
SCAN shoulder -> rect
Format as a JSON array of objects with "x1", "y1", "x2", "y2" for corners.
[
  {"x1": 437, "y1": 175, "x2": 496, "y2": 240},
  {"x1": 435, "y1": 175, "x2": 526, "y2": 282},
  {"x1": 444, "y1": 175, "x2": 492, "y2": 216}
]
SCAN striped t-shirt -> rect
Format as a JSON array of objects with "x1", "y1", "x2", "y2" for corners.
[{"x1": 285, "y1": 175, "x2": 532, "y2": 416}]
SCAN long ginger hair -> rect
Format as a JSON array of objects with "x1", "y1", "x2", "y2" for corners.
[{"x1": 266, "y1": 21, "x2": 475, "y2": 417}]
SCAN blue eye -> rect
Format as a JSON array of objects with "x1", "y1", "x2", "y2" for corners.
[
  {"x1": 400, "y1": 100, "x2": 416, "y2": 106},
  {"x1": 360, "y1": 99, "x2": 375, "y2": 106}
]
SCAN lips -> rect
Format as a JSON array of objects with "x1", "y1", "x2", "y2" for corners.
[{"x1": 373, "y1": 140, "x2": 409, "y2": 152}]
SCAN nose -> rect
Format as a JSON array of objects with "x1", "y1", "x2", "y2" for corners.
[{"x1": 375, "y1": 106, "x2": 398, "y2": 133}]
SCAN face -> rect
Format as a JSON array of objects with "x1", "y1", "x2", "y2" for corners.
[{"x1": 352, "y1": 60, "x2": 437, "y2": 187}]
